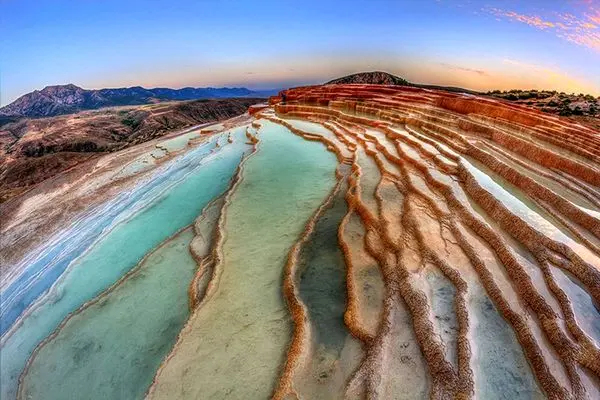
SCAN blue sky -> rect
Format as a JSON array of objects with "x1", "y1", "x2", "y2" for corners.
[{"x1": 1, "y1": 0, "x2": 599, "y2": 105}]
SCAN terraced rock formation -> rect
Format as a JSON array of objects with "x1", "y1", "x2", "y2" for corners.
[
  {"x1": 259, "y1": 84, "x2": 600, "y2": 399},
  {"x1": 1, "y1": 83, "x2": 599, "y2": 400}
]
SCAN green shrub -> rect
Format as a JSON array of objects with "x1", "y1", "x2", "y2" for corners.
[{"x1": 121, "y1": 117, "x2": 140, "y2": 129}]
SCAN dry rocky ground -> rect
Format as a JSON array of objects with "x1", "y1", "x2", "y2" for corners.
[{"x1": 0, "y1": 98, "x2": 263, "y2": 202}]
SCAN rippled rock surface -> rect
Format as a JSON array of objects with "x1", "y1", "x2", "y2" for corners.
[{"x1": 2, "y1": 84, "x2": 600, "y2": 400}]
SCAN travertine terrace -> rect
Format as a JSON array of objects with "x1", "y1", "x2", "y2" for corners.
[
  {"x1": 2, "y1": 84, "x2": 600, "y2": 400},
  {"x1": 261, "y1": 84, "x2": 600, "y2": 399}
]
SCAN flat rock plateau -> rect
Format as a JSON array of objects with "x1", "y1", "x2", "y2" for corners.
[{"x1": 1, "y1": 83, "x2": 600, "y2": 400}]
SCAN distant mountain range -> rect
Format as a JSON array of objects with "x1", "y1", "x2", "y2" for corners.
[{"x1": 0, "y1": 84, "x2": 278, "y2": 118}]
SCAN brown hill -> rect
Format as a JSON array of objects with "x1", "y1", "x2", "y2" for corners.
[
  {"x1": 0, "y1": 98, "x2": 263, "y2": 202},
  {"x1": 327, "y1": 71, "x2": 410, "y2": 85}
]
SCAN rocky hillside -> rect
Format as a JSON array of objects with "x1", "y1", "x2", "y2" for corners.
[
  {"x1": 0, "y1": 84, "x2": 275, "y2": 118},
  {"x1": 327, "y1": 71, "x2": 410, "y2": 85},
  {"x1": 0, "y1": 98, "x2": 263, "y2": 202}
]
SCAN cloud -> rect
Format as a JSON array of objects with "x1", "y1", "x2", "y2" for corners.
[
  {"x1": 438, "y1": 63, "x2": 488, "y2": 76},
  {"x1": 489, "y1": 8, "x2": 555, "y2": 29},
  {"x1": 560, "y1": 30, "x2": 600, "y2": 51},
  {"x1": 486, "y1": 5, "x2": 600, "y2": 52},
  {"x1": 587, "y1": 9, "x2": 600, "y2": 24}
]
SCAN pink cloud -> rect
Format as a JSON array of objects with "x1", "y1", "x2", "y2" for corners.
[
  {"x1": 561, "y1": 30, "x2": 600, "y2": 51},
  {"x1": 588, "y1": 9, "x2": 600, "y2": 24},
  {"x1": 490, "y1": 8, "x2": 555, "y2": 29},
  {"x1": 487, "y1": 6, "x2": 600, "y2": 52}
]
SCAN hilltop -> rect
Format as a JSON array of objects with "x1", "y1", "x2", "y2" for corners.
[{"x1": 327, "y1": 71, "x2": 410, "y2": 85}]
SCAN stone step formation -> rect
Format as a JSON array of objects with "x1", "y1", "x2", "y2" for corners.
[{"x1": 1, "y1": 84, "x2": 599, "y2": 400}]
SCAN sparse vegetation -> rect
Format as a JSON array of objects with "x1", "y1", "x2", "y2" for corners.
[
  {"x1": 121, "y1": 116, "x2": 141, "y2": 130},
  {"x1": 488, "y1": 89, "x2": 600, "y2": 122}
]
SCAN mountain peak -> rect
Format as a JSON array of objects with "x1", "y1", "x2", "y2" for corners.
[
  {"x1": 40, "y1": 83, "x2": 84, "y2": 92},
  {"x1": 326, "y1": 71, "x2": 410, "y2": 86}
]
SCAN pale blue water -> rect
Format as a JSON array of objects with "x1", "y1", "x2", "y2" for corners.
[
  {"x1": 1, "y1": 134, "x2": 219, "y2": 335},
  {"x1": 20, "y1": 228, "x2": 199, "y2": 400},
  {"x1": 473, "y1": 293, "x2": 544, "y2": 399},
  {"x1": 148, "y1": 119, "x2": 339, "y2": 400},
  {"x1": 0, "y1": 127, "x2": 250, "y2": 400}
]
